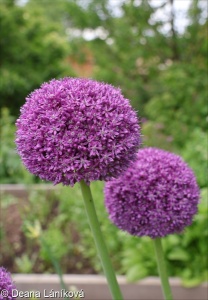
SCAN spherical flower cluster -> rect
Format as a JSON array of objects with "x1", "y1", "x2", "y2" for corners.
[
  {"x1": 16, "y1": 78, "x2": 140, "y2": 185},
  {"x1": 104, "y1": 148, "x2": 200, "y2": 238},
  {"x1": 0, "y1": 267, "x2": 16, "y2": 299}
]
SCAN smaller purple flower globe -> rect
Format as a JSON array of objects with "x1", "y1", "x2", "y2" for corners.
[
  {"x1": 0, "y1": 267, "x2": 16, "y2": 299},
  {"x1": 16, "y1": 78, "x2": 140, "y2": 185},
  {"x1": 104, "y1": 148, "x2": 200, "y2": 238}
]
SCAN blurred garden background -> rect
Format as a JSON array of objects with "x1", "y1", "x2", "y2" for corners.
[{"x1": 0, "y1": 0, "x2": 207, "y2": 287}]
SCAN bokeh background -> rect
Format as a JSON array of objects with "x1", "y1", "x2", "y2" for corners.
[{"x1": 0, "y1": 0, "x2": 207, "y2": 287}]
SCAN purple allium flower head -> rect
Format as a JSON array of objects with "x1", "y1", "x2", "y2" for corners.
[
  {"x1": 104, "y1": 148, "x2": 200, "y2": 238},
  {"x1": 0, "y1": 267, "x2": 16, "y2": 299},
  {"x1": 16, "y1": 78, "x2": 140, "y2": 185}
]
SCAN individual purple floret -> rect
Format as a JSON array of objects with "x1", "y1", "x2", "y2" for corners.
[
  {"x1": 16, "y1": 78, "x2": 140, "y2": 186},
  {"x1": 0, "y1": 267, "x2": 16, "y2": 300},
  {"x1": 104, "y1": 147, "x2": 200, "y2": 238}
]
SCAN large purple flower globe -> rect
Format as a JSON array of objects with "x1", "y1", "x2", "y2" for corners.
[
  {"x1": 0, "y1": 267, "x2": 16, "y2": 299},
  {"x1": 104, "y1": 148, "x2": 200, "y2": 238},
  {"x1": 16, "y1": 78, "x2": 140, "y2": 185}
]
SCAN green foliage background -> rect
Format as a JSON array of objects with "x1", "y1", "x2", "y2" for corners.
[
  {"x1": 0, "y1": 0, "x2": 207, "y2": 286},
  {"x1": 1, "y1": 184, "x2": 207, "y2": 286}
]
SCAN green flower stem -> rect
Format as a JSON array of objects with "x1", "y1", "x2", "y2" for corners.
[
  {"x1": 41, "y1": 237, "x2": 68, "y2": 291},
  {"x1": 153, "y1": 238, "x2": 173, "y2": 300},
  {"x1": 79, "y1": 180, "x2": 124, "y2": 300}
]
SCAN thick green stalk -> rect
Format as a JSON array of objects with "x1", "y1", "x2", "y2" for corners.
[
  {"x1": 153, "y1": 238, "x2": 173, "y2": 300},
  {"x1": 79, "y1": 180, "x2": 123, "y2": 300}
]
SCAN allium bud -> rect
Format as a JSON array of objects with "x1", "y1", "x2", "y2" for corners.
[
  {"x1": 16, "y1": 78, "x2": 140, "y2": 185},
  {"x1": 0, "y1": 267, "x2": 16, "y2": 299},
  {"x1": 104, "y1": 148, "x2": 200, "y2": 238}
]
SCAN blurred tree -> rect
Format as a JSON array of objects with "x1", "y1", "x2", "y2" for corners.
[
  {"x1": 182, "y1": 0, "x2": 207, "y2": 67},
  {"x1": 58, "y1": 0, "x2": 177, "y2": 113},
  {"x1": 1, "y1": 0, "x2": 206, "y2": 118},
  {"x1": 0, "y1": 0, "x2": 206, "y2": 185},
  {"x1": 143, "y1": 0, "x2": 207, "y2": 187},
  {"x1": 0, "y1": 0, "x2": 74, "y2": 115},
  {"x1": 144, "y1": 61, "x2": 207, "y2": 146},
  {"x1": 144, "y1": 0, "x2": 207, "y2": 144}
]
